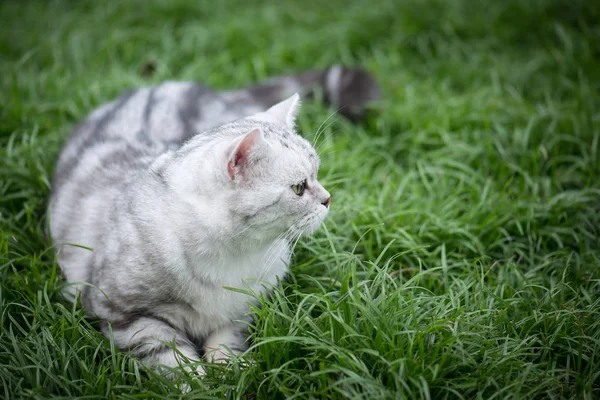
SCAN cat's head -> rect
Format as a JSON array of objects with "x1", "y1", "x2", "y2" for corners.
[
  {"x1": 223, "y1": 94, "x2": 331, "y2": 242},
  {"x1": 167, "y1": 94, "x2": 331, "y2": 245}
]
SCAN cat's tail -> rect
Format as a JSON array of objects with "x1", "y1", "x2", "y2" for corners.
[{"x1": 228, "y1": 66, "x2": 381, "y2": 122}]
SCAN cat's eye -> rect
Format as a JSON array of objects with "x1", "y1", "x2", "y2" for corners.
[{"x1": 291, "y1": 180, "x2": 306, "y2": 196}]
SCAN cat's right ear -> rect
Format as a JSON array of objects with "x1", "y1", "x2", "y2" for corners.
[
  {"x1": 227, "y1": 128, "x2": 266, "y2": 180},
  {"x1": 252, "y1": 93, "x2": 301, "y2": 129}
]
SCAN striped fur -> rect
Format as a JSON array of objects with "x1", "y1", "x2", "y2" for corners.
[{"x1": 48, "y1": 66, "x2": 379, "y2": 373}]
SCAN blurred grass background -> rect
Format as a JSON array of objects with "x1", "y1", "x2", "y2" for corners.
[{"x1": 1, "y1": 0, "x2": 599, "y2": 398}]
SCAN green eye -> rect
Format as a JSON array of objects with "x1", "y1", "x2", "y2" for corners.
[{"x1": 291, "y1": 180, "x2": 306, "y2": 196}]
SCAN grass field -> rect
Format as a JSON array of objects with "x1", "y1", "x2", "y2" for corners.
[{"x1": 1, "y1": 0, "x2": 599, "y2": 398}]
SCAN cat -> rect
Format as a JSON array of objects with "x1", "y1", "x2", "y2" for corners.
[{"x1": 48, "y1": 66, "x2": 380, "y2": 373}]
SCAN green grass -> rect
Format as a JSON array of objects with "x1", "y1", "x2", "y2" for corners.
[{"x1": 1, "y1": 0, "x2": 599, "y2": 398}]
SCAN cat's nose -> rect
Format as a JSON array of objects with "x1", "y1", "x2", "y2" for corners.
[{"x1": 322, "y1": 197, "x2": 331, "y2": 208}]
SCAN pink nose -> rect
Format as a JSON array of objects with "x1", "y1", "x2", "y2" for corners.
[{"x1": 322, "y1": 197, "x2": 331, "y2": 208}]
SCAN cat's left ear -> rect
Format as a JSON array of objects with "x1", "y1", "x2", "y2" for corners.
[
  {"x1": 253, "y1": 93, "x2": 301, "y2": 129},
  {"x1": 227, "y1": 128, "x2": 267, "y2": 180}
]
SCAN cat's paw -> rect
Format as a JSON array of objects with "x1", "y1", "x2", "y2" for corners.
[
  {"x1": 175, "y1": 363, "x2": 206, "y2": 393},
  {"x1": 325, "y1": 65, "x2": 381, "y2": 121}
]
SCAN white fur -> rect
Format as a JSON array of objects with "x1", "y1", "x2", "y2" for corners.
[
  {"x1": 141, "y1": 98, "x2": 330, "y2": 364},
  {"x1": 51, "y1": 94, "x2": 331, "y2": 375},
  {"x1": 252, "y1": 93, "x2": 301, "y2": 129}
]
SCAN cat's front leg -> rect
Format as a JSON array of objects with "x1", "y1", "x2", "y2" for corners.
[
  {"x1": 103, "y1": 316, "x2": 203, "y2": 374},
  {"x1": 203, "y1": 323, "x2": 248, "y2": 363}
]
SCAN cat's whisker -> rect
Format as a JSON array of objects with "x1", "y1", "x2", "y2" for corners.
[
  {"x1": 313, "y1": 110, "x2": 339, "y2": 150},
  {"x1": 317, "y1": 146, "x2": 342, "y2": 159},
  {"x1": 313, "y1": 119, "x2": 339, "y2": 154},
  {"x1": 291, "y1": 232, "x2": 303, "y2": 253}
]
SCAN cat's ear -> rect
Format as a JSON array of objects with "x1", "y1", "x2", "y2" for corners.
[
  {"x1": 227, "y1": 128, "x2": 267, "y2": 180},
  {"x1": 253, "y1": 93, "x2": 301, "y2": 129}
]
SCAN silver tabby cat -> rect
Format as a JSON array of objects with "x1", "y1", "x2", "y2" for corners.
[{"x1": 49, "y1": 66, "x2": 379, "y2": 372}]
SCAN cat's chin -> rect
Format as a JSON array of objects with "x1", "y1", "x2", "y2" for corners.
[
  {"x1": 302, "y1": 224, "x2": 323, "y2": 236},
  {"x1": 293, "y1": 213, "x2": 328, "y2": 237}
]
